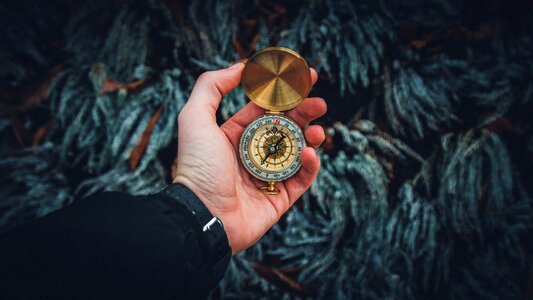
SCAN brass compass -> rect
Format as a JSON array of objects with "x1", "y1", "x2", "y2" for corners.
[{"x1": 239, "y1": 47, "x2": 312, "y2": 195}]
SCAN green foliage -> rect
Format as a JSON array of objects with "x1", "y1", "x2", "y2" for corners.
[
  {"x1": 186, "y1": 0, "x2": 242, "y2": 62},
  {"x1": 49, "y1": 66, "x2": 186, "y2": 174},
  {"x1": 0, "y1": 144, "x2": 72, "y2": 233},
  {"x1": 279, "y1": 0, "x2": 393, "y2": 95},
  {"x1": 382, "y1": 61, "x2": 458, "y2": 139},
  {"x1": 1, "y1": 0, "x2": 532, "y2": 299}
]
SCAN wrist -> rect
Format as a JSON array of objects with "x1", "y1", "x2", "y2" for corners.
[
  {"x1": 173, "y1": 174, "x2": 240, "y2": 254},
  {"x1": 159, "y1": 183, "x2": 232, "y2": 288},
  {"x1": 160, "y1": 183, "x2": 231, "y2": 253}
]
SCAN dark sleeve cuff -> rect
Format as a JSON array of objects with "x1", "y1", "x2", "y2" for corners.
[{"x1": 157, "y1": 183, "x2": 231, "y2": 292}]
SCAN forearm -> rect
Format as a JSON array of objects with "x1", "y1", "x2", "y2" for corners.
[{"x1": 0, "y1": 184, "x2": 230, "y2": 299}]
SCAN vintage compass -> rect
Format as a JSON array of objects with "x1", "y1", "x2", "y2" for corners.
[{"x1": 239, "y1": 47, "x2": 312, "y2": 195}]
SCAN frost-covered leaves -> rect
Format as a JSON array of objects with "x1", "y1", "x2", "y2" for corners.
[
  {"x1": 382, "y1": 62, "x2": 457, "y2": 140},
  {"x1": 0, "y1": 144, "x2": 72, "y2": 233},
  {"x1": 185, "y1": 0, "x2": 243, "y2": 62},
  {"x1": 415, "y1": 130, "x2": 532, "y2": 299},
  {"x1": 49, "y1": 65, "x2": 187, "y2": 177},
  {"x1": 0, "y1": 0, "x2": 188, "y2": 233},
  {"x1": 342, "y1": 184, "x2": 439, "y2": 299},
  {"x1": 313, "y1": 122, "x2": 390, "y2": 225},
  {"x1": 0, "y1": 0, "x2": 192, "y2": 217},
  {"x1": 341, "y1": 128, "x2": 532, "y2": 299},
  {"x1": 65, "y1": 0, "x2": 177, "y2": 81},
  {"x1": 75, "y1": 163, "x2": 167, "y2": 197},
  {"x1": 97, "y1": 4, "x2": 150, "y2": 82},
  {"x1": 280, "y1": 0, "x2": 392, "y2": 95},
  {"x1": 44, "y1": 0, "x2": 191, "y2": 187},
  {"x1": 431, "y1": 131, "x2": 513, "y2": 237}
]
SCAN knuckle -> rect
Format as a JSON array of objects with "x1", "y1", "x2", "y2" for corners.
[
  {"x1": 197, "y1": 71, "x2": 214, "y2": 83},
  {"x1": 177, "y1": 109, "x2": 187, "y2": 125},
  {"x1": 298, "y1": 105, "x2": 313, "y2": 118}
]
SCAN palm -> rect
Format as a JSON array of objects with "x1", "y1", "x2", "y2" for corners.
[{"x1": 173, "y1": 64, "x2": 326, "y2": 253}]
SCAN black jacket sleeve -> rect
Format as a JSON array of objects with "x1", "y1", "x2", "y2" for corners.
[{"x1": 0, "y1": 184, "x2": 231, "y2": 299}]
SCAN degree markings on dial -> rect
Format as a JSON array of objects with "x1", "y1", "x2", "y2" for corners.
[{"x1": 241, "y1": 115, "x2": 304, "y2": 181}]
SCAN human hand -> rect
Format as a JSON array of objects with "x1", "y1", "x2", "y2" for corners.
[{"x1": 173, "y1": 63, "x2": 326, "y2": 254}]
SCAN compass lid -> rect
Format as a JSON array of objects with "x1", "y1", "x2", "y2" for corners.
[{"x1": 241, "y1": 47, "x2": 312, "y2": 111}]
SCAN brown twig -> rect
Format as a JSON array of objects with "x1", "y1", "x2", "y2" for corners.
[
  {"x1": 0, "y1": 64, "x2": 64, "y2": 115},
  {"x1": 129, "y1": 105, "x2": 164, "y2": 171},
  {"x1": 254, "y1": 262, "x2": 313, "y2": 297}
]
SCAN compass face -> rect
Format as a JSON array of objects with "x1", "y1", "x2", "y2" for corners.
[{"x1": 239, "y1": 114, "x2": 306, "y2": 182}]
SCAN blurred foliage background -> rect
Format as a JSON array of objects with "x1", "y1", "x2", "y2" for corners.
[{"x1": 1, "y1": 0, "x2": 533, "y2": 298}]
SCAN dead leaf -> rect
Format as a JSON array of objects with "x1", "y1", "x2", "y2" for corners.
[
  {"x1": 161, "y1": 0, "x2": 186, "y2": 27},
  {"x1": 476, "y1": 183, "x2": 489, "y2": 211},
  {"x1": 100, "y1": 78, "x2": 145, "y2": 95},
  {"x1": 233, "y1": 18, "x2": 260, "y2": 58},
  {"x1": 32, "y1": 119, "x2": 55, "y2": 146},
  {"x1": 258, "y1": 1, "x2": 287, "y2": 29},
  {"x1": 129, "y1": 105, "x2": 164, "y2": 171},
  {"x1": 401, "y1": 23, "x2": 495, "y2": 52},
  {"x1": 484, "y1": 117, "x2": 520, "y2": 135},
  {"x1": 0, "y1": 64, "x2": 64, "y2": 115},
  {"x1": 10, "y1": 114, "x2": 32, "y2": 147},
  {"x1": 254, "y1": 262, "x2": 312, "y2": 297},
  {"x1": 387, "y1": 165, "x2": 396, "y2": 180}
]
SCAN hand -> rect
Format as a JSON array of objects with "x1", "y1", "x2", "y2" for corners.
[{"x1": 173, "y1": 63, "x2": 327, "y2": 254}]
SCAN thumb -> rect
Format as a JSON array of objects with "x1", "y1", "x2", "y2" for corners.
[{"x1": 183, "y1": 63, "x2": 245, "y2": 122}]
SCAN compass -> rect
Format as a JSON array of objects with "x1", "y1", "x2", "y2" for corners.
[{"x1": 239, "y1": 47, "x2": 312, "y2": 195}]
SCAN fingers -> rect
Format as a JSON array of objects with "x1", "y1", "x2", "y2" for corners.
[
  {"x1": 310, "y1": 68, "x2": 318, "y2": 85},
  {"x1": 304, "y1": 125, "x2": 325, "y2": 149},
  {"x1": 222, "y1": 68, "x2": 322, "y2": 148},
  {"x1": 286, "y1": 97, "x2": 327, "y2": 127},
  {"x1": 284, "y1": 68, "x2": 323, "y2": 127},
  {"x1": 284, "y1": 147, "x2": 320, "y2": 205},
  {"x1": 223, "y1": 102, "x2": 264, "y2": 130},
  {"x1": 180, "y1": 63, "x2": 245, "y2": 123}
]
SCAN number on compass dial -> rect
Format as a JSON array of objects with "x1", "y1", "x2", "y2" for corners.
[{"x1": 239, "y1": 115, "x2": 306, "y2": 182}]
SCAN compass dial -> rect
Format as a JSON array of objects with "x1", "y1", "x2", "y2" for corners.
[{"x1": 239, "y1": 115, "x2": 306, "y2": 182}]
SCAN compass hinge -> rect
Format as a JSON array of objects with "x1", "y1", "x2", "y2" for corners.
[{"x1": 265, "y1": 111, "x2": 284, "y2": 115}]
